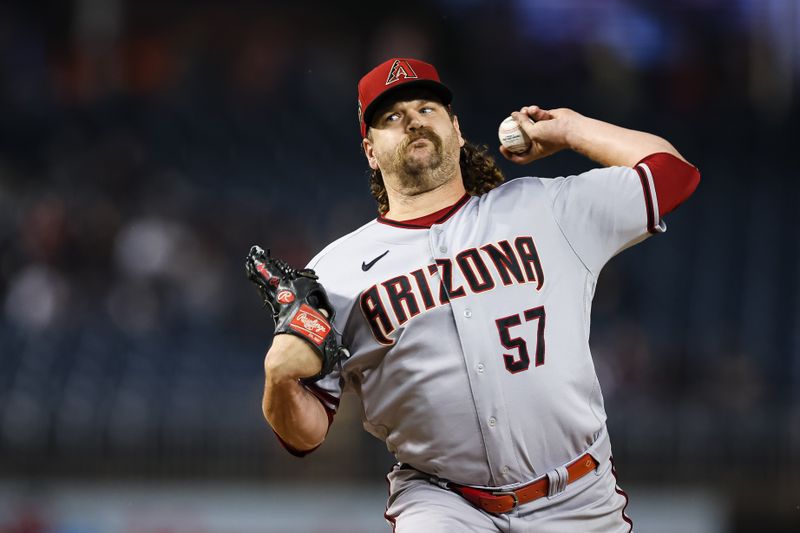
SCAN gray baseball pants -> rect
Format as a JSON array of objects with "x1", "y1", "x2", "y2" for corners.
[{"x1": 385, "y1": 456, "x2": 632, "y2": 532}]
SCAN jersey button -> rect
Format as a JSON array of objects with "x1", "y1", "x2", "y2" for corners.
[
  {"x1": 464, "y1": 309, "x2": 472, "y2": 318},
  {"x1": 501, "y1": 466, "x2": 510, "y2": 476},
  {"x1": 488, "y1": 417, "x2": 497, "y2": 427},
  {"x1": 476, "y1": 363, "x2": 485, "y2": 373},
  {"x1": 439, "y1": 245, "x2": 447, "y2": 253}
]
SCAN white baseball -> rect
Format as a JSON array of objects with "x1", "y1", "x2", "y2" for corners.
[{"x1": 498, "y1": 116, "x2": 532, "y2": 154}]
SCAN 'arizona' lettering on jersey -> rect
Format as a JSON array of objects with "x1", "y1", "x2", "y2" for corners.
[{"x1": 360, "y1": 236, "x2": 545, "y2": 344}]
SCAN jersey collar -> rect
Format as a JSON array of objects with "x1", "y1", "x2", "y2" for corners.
[{"x1": 377, "y1": 193, "x2": 471, "y2": 229}]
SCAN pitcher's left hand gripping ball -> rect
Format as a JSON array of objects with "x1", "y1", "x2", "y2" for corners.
[{"x1": 245, "y1": 245, "x2": 349, "y2": 382}]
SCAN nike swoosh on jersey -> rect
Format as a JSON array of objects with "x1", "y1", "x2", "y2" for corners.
[{"x1": 362, "y1": 250, "x2": 390, "y2": 271}]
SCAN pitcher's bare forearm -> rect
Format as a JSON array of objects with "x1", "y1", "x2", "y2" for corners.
[
  {"x1": 564, "y1": 113, "x2": 688, "y2": 167},
  {"x1": 502, "y1": 106, "x2": 692, "y2": 169},
  {"x1": 262, "y1": 335, "x2": 328, "y2": 451}
]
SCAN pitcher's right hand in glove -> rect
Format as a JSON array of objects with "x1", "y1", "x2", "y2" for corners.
[{"x1": 245, "y1": 245, "x2": 349, "y2": 383}]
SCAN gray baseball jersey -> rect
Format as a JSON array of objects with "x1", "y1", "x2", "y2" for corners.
[{"x1": 307, "y1": 164, "x2": 662, "y2": 488}]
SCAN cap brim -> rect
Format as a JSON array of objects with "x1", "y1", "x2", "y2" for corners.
[{"x1": 363, "y1": 80, "x2": 453, "y2": 132}]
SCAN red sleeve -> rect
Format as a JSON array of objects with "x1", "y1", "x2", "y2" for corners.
[
  {"x1": 273, "y1": 383, "x2": 339, "y2": 458},
  {"x1": 634, "y1": 152, "x2": 700, "y2": 218}
]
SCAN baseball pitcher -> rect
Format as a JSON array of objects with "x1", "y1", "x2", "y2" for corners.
[{"x1": 248, "y1": 58, "x2": 700, "y2": 531}]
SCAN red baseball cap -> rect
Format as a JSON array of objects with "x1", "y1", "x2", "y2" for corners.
[{"x1": 357, "y1": 58, "x2": 452, "y2": 138}]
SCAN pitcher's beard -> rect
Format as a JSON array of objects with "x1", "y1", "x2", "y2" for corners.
[{"x1": 382, "y1": 129, "x2": 461, "y2": 195}]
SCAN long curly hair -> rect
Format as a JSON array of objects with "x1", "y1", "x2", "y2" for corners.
[{"x1": 368, "y1": 140, "x2": 506, "y2": 215}]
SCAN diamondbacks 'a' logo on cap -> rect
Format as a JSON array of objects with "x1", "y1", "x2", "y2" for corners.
[{"x1": 385, "y1": 59, "x2": 418, "y2": 85}]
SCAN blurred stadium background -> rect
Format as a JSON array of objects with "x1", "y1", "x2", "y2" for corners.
[{"x1": 0, "y1": 0, "x2": 798, "y2": 531}]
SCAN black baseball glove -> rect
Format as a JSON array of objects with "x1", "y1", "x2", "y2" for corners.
[{"x1": 245, "y1": 245, "x2": 349, "y2": 383}]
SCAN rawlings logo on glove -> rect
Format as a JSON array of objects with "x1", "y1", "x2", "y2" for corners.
[
  {"x1": 290, "y1": 305, "x2": 331, "y2": 345},
  {"x1": 245, "y1": 245, "x2": 349, "y2": 382},
  {"x1": 277, "y1": 290, "x2": 295, "y2": 304}
]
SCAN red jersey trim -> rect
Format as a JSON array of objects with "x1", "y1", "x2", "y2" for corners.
[
  {"x1": 377, "y1": 193, "x2": 471, "y2": 229},
  {"x1": 305, "y1": 382, "x2": 341, "y2": 409},
  {"x1": 635, "y1": 152, "x2": 700, "y2": 218},
  {"x1": 633, "y1": 165, "x2": 658, "y2": 234}
]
